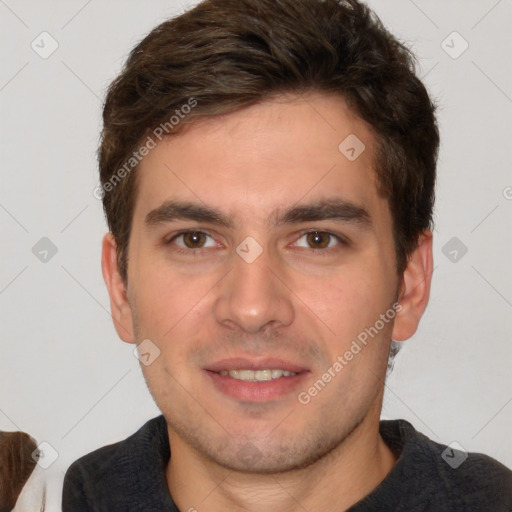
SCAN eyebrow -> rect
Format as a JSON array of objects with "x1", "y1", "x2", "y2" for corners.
[{"x1": 144, "y1": 198, "x2": 372, "y2": 231}]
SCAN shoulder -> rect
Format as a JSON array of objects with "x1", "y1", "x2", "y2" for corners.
[
  {"x1": 422, "y1": 433, "x2": 512, "y2": 508},
  {"x1": 381, "y1": 419, "x2": 512, "y2": 511},
  {"x1": 64, "y1": 415, "x2": 166, "y2": 481},
  {"x1": 12, "y1": 464, "x2": 46, "y2": 512},
  {"x1": 62, "y1": 415, "x2": 168, "y2": 511}
]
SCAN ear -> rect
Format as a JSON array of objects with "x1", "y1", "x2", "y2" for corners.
[
  {"x1": 101, "y1": 232, "x2": 135, "y2": 344},
  {"x1": 392, "y1": 230, "x2": 433, "y2": 341}
]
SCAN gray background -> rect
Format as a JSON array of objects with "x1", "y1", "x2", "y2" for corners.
[{"x1": 1, "y1": 0, "x2": 511, "y2": 509}]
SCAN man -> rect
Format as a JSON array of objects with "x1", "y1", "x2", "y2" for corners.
[{"x1": 62, "y1": 0, "x2": 512, "y2": 510}]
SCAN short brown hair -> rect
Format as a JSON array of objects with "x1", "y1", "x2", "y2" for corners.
[{"x1": 98, "y1": 0, "x2": 439, "y2": 283}]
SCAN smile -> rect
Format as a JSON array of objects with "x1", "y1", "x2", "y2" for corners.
[{"x1": 218, "y1": 369, "x2": 297, "y2": 381}]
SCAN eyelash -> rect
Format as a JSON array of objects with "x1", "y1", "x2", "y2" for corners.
[{"x1": 165, "y1": 229, "x2": 348, "y2": 256}]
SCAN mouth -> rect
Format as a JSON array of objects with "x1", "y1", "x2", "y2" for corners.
[
  {"x1": 204, "y1": 358, "x2": 310, "y2": 402},
  {"x1": 218, "y1": 368, "x2": 298, "y2": 381}
]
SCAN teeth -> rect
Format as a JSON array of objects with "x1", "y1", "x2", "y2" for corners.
[
  {"x1": 255, "y1": 369, "x2": 272, "y2": 381},
  {"x1": 218, "y1": 369, "x2": 297, "y2": 381}
]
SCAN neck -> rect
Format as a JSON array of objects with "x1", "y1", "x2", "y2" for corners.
[{"x1": 166, "y1": 400, "x2": 396, "y2": 512}]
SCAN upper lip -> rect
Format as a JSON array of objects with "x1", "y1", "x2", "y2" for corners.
[{"x1": 204, "y1": 357, "x2": 309, "y2": 373}]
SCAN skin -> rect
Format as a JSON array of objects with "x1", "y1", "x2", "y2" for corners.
[{"x1": 102, "y1": 92, "x2": 433, "y2": 511}]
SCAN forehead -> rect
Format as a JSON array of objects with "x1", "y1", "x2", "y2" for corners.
[{"x1": 132, "y1": 92, "x2": 388, "y2": 229}]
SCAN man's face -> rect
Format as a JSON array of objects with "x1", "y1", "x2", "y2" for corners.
[{"x1": 110, "y1": 93, "x2": 405, "y2": 472}]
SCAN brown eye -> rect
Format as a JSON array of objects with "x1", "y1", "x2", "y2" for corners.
[
  {"x1": 305, "y1": 231, "x2": 332, "y2": 249},
  {"x1": 291, "y1": 230, "x2": 347, "y2": 254},
  {"x1": 295, "y1": 230, "x2": 345, "y2": 250},
  {"x1": 182, "y1": 231, "x2": 208, "y2": 248},
  {"x1": 167, "y1": 230, "x2": 217, "y2": 253}
]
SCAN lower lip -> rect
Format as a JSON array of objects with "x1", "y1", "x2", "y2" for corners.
[{"x1": 205, "y1": 370, "x2": 309, "y2": 402}]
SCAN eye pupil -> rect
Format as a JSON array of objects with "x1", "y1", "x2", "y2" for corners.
[
  {"x1": 184, "y1": 231, "x2": 205, "y2": 248},
  {"x1": 307, "y1": 231, "x2": 329, "y2": 249}
]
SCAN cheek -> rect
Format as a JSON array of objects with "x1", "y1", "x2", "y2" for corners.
[
  {"x1": 299, "y1": 262, "x2": 392, "y2": 340},
  {"x1": 130, "y1": 253, "x2": 208, "y2": 334},
  {"x1": 130, "y1": 267, "x2": 213, "y2": 378}
]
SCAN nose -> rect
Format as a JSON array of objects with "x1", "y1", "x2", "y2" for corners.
[{"x1": 213, "y1": 239, "x2": 295, "y2": 333}]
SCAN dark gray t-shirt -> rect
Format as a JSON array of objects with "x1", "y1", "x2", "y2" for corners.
[{"x1": 62, "y1": 416, "x2": 512, "y2": 511}]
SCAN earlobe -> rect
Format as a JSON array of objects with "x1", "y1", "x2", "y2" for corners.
[
  {"x1": 392, "y1": 230, "x2": 433, "y2": 342},
  {"x1": 101, "y1": 232, "x2": 135, "y2": 344}
]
